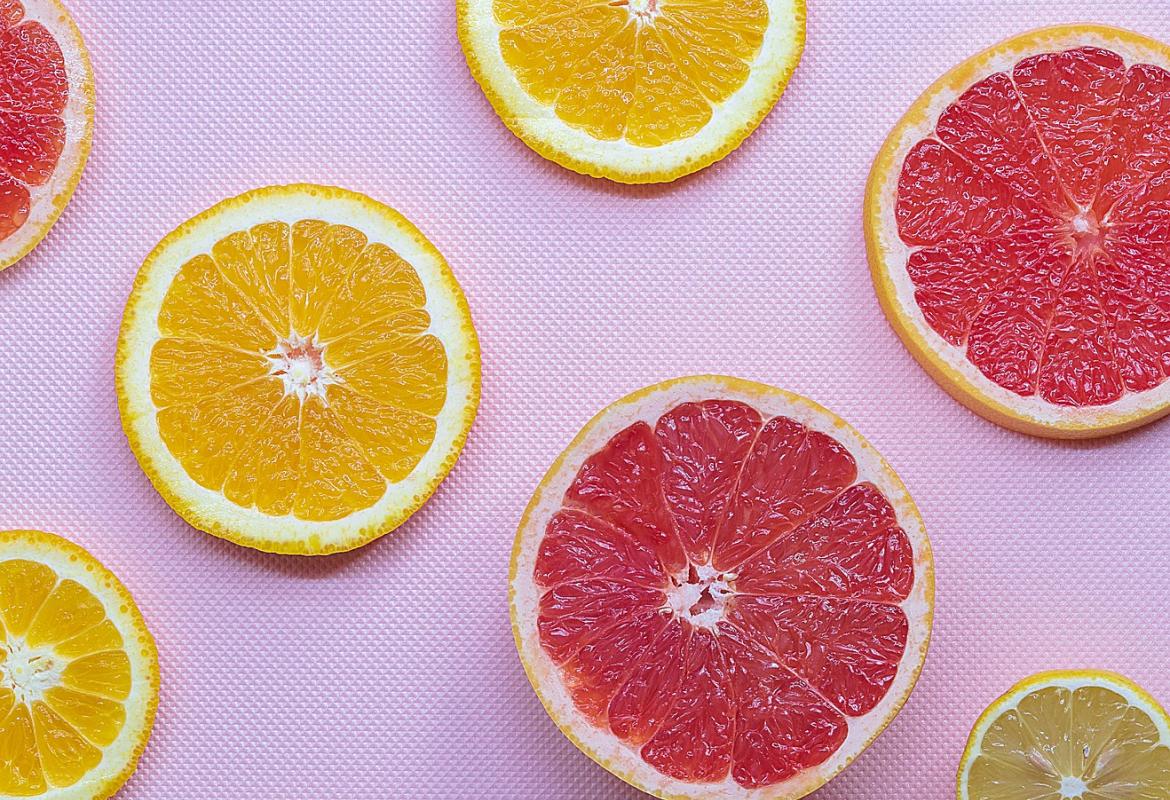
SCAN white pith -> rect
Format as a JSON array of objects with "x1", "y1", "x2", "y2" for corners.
[
  {"x1": 867, "y1": 27, "x2": 1170, "y2": 432},
  {"x1": 663, "y1": 564, "x2": 736, "y2": 629},
  {"x1": 0, "y1": 0, "x2": 93, "y2": 269},
  {"x1": 511, "y1": 376, "x2": 934, "y2": 800},
  {"x1": 117, "y1": 185, "x2": 480, "y2": 552},
  {"x1": 1, "y1": 639, "x2": 62, "y2": 705},
  {"x1": 957, "y1": 672, "x2": 1170, "y2": 800},
  {"x1": 265, "y1": 331, "x2": 342, "y2": 403},
  {"x1": 460, "y1": 0, "x2": 804, "y2": 180},
  {"x1": 0, "y1": 532, "x2": 158, "y2": 800}
]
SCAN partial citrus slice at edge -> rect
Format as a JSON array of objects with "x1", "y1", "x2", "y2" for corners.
[
  {"x1": 0, "y1": 529, "x2": 159, "y2": 800},
  {"x1": 957, "y1": 670, "x2": 1170, "y2": 800},
  {"x1": 0, "y1": 0, "x2": 94, "y2": 271},
  {"x1": 866, "y1": 25, "x2": 1170, "y2": 438},
  {"x1": 510, "y1": 375, "x2": 934, "y2": 799},
  {"x1": 116, "y1": 184, "x2": 481, "y2": 555},
  {"x1": 457, "y1": 0, "x2": 806, "y2": 184}
]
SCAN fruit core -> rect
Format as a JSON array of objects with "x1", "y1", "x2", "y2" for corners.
[
  {"x1": 0, "y1": 639, "x2": 60, "y2": 704},
  {"x1": 613, "y1": 0, "x2": 660, "y2": 25},
  {"x1": 664, "y1": 563, "x2": 735, "y2": 628},
  {"x1": 1060, "y1": 776, "x2": 1088, "y2": 799},
  {"x1": 266, "y1": 332, "x2": 341, "y2": 402}
]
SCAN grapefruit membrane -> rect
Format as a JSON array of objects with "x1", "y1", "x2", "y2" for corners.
[
  {"x1": 0, "y1": 0, "x2": 92, "y2": 271},
  {"x1": 866, "y1": 26, "x2": 1170, "y2": 437},
  {"x1": 511, "y1": 376, "x2": 934, "y2": 799}
]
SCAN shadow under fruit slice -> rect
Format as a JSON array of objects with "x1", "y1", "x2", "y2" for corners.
[
  {"x1": 116, "y1": 184, "x2": 481, "y2": 555},
  {"x1": 0, "y1": 0, "x2": 93, "y2": 271},
  {"x1": 958, "y1": 671, "x2": 1170, "y2": 800},
  {"x1": 867, "y1": 25, "x2": 1170, "y2": 438},
  {"x1": 457, "y1": 0, "x2": 806, "y2": 184},
  {"x1": 0, "y1": 529, "x2": 159, "y2": 799},
  {"x1": 510, "y1": 375, "x2": 934, "y2": 799}
]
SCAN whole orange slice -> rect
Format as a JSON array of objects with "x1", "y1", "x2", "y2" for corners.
[
  {"x1": 0, "y1": 0, "x2": 92, "y2": 271},
  {"x1": 116, "y1": 184, "x2": 481, "y2": 555},
  {"x1": 457, "y1": 0, "x2": 806, "y2": 183},
  {"x1": 867, "y1": 25, "x2": 1170, "y2": 437},
  {"x1": 511, "y1": 376, "x2": 934, "y2": 799},
  {"x1": 0, "y1": 529, "x2": 159, "y2": 799}
]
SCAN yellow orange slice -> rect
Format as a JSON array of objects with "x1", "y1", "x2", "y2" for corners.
[
  {"x1": 0, "y1": 529, "x2": 159, "y2": 800},
  {"x1": 116, "y1": 184, "x2": 481, "y2": 555},
  {"x1": 958, "y1": 670, "x2": 1170, "y2": 800},
  {"x1": 458, "y1": 0, "x2": 805, "y2": 183},
  {"x1": 0, "y1": 0, "x2": 94, "y2": 271}
]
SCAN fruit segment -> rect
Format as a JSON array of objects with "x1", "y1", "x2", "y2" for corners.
[
  {"x1": 533, "y1": 398, "x2": 918, "y2": 789},
  {"x1": 895, "y1": 45, "x2": 1170, "y2": 407},
  {"x1": 495, "y1": 0, "x2": 768, "y2": 146}
]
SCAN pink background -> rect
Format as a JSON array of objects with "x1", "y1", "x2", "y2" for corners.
[{"x1": 1, "y1": 0, "x2": 1169, "y2": 797}]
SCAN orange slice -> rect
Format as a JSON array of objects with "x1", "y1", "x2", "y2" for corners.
[
  {"x1": 457, "y1": 0, "x2": 806, "y2": 183},
  {"x1": 867, "y1": 25, "x2": 1170, "y2": 437},
  {"x1": 511, "y1": 376, "x2": 934, "y2": 799},
  {"x1": 116, "y1": 184, "x2": 481, "y2": 555},
  {"x1": 0, "y1": 529, "x2": 159, "y2": 799},
  {"x1": 0, "y1": 0, "x2": 93, "y2": 271},
  {"x1": 958, "y1": 671, "x2": 1170, "y2": 800}
]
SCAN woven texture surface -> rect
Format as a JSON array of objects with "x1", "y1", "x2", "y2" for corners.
[{"x1": 1, "y1": 0, "x2": 1169, "y2": 797}]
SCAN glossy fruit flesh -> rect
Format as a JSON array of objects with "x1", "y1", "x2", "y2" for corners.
[
  {"x1": 152, "y1": 221, "x2": 446, "y2": 521},
  {"x1": 495, "y1": 0, "x2": 769, "y2": 146},
  {"x1": 896, "y1": 46, "x2": 1170, "y2": 407},
  {"x1": 534, "y1": 399, "x2": 915, "y2": 788},
  {"x1": 0, "y1": 2, "x2": 67, "y2": 241},
  {"x1": 968, "y1": 684, "x2": 1170, "y2": 799},
  {"x1": 0, "y1": 559, "x2": 132, "y2": 794}
]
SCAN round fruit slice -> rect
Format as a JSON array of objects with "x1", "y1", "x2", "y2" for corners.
[
  {"x1": 0, "y1": 529, "x2": 159, "y2": 799},
  {"x1": 457, "y1": 0, "x2": 805, "y2": 184},
  {"x1": 511, "y1": 376, "x2": 934, "y2": 798},
  {"x1": 958, "y1": 671, "x2": 1170, "y2": 800},
  {"x1": 866, "y1": 25, "x2": 1170, "y2": 438},
  {"x1": 0, "y1": 0, "x2": 92, "y2": 271},
  {"x1": 116, "y1": 184, "x2": 481, "y2": 555}
]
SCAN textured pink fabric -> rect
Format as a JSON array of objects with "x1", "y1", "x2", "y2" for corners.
[{"x1": 1, "y1": 1, "x2": 1169, "y2": 797}]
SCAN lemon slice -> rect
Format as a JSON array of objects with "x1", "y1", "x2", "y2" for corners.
[
  {"x1": 958, "y1": 670, "x2": 1170, "y2": 800},
  {"x1": 458, "y1": 0, "x2": 806, "y2": 183},
  {"x1": 0, "y1": 530, "x2": 159, "y2": 799},
  {"x1": 116, "y1": 184, "x2": 481, "y2": 555}
]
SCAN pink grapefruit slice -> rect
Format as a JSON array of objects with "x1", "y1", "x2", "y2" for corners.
[
  {"x1": 510, "y1": 376, "x2": 934, "y2": 799},
  {"x1": 0, "y1": 0, "x2": 92, "y2": 272},
  {"x1": 867, "y1": 25, "x2": 1170, "y2": 437}
]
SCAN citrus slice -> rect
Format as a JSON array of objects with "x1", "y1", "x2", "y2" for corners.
[
  {"x1": 0, "y1": 0, "x2": 92, "y2": 272},
  {"x1": 0, "y1": 529, "x2": 159, "y2": 799},
  {"x1": 866, "y1": 25, "x2": 1170, "y2": 438},
  {"x1": 116, "y1": 184, "x2": 481, "y2": 555},
  {"x1": 510, "y1": 376, "x2": 934, "y2": 798},
  {"x1": 457, "y1": 0, "x2": 805, "y2": 183},
  {"x1": 958, "y1": 670, "x2": 1170, "y2": 800}
]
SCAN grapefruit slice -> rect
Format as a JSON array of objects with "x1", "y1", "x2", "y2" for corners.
[
  {"x1": 116, "y1": 184, "x2": 481, "y2": 555},
  {"x1": 457, "y1": 0, "x2": 805, "y2": 183},
  {"x1": 0, "y1": 0, "x2": 92, "y2": 272},
  {"x1": 510, "y1": 376, "x2": 934, "y2": 798},
  {"x1": 0, "y1": 529, "x2": 159, "y2": 799},
  {"x1": 866, "y1": 25, "x2": 1170, "y2": 438},
  {"x1": 958, "y1": 671, "x2": 1170, "y2": 800}
]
